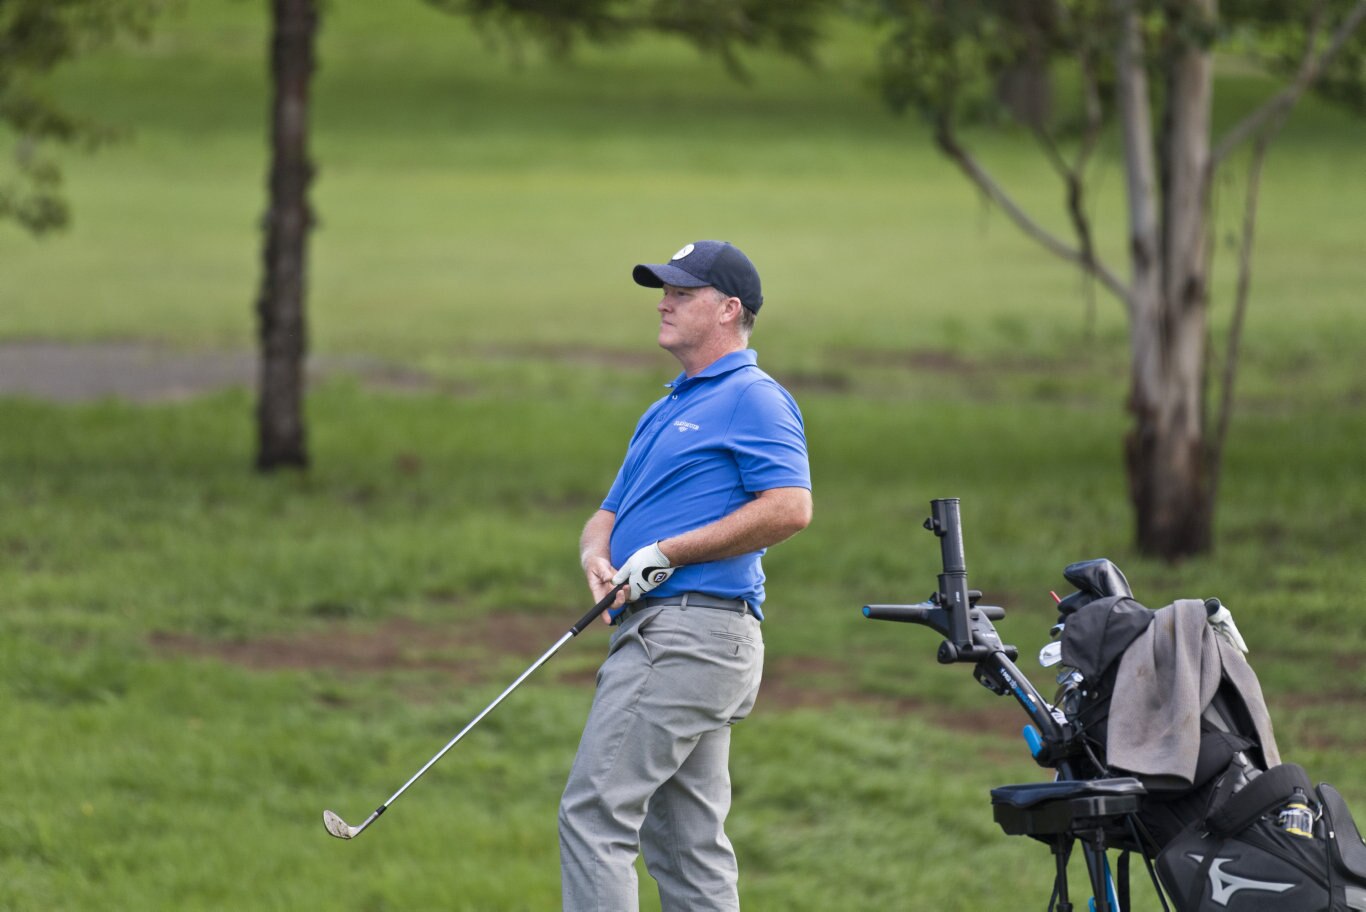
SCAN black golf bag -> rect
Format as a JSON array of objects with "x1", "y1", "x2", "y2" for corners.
[
  {"x1": 1052, "y1": 559, "x2": 1366, "y2": 911},
  {"x1": 1158, "y1": 769, "x2": 1366, "y2": 911}
]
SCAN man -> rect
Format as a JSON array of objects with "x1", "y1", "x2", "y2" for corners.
[{"x1": 559, "y1": 240, "x2": 813, "y2": 911}]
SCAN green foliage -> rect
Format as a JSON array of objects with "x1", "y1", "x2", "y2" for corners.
[
  {"x1": 1224, "y1": 0, "x2": 1366, "y2": 114},
  {"x1": 0, "y1": 0, "x2": 165, "y2": 233},
  {"x1": 866, "y1": 0, "x2": 1106, "y2": 126},
  {"x1": 868, "y1": 0, "x2": 1366, "y2": 130},
  {"x1": 432, "y1": 0, "x2": 835, "y2": 78}
]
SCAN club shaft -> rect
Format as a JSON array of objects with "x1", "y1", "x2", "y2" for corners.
[
  {"x1": 356, "y1": 583, "x2": 626, "y2": 833},
  {"x1": 377, "y1": 629, "x2": 575, "y2": 813}
]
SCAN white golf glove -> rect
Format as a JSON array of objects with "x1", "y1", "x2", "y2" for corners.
[{"x1": 613, "y1": 542, "x2": 675, "y2": 602}]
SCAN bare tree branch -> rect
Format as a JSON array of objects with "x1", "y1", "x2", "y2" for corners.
[
  {"x1": 1070, "y1": 32, "x2": 1108, "y2": 340},
  {"x1": 1213, "y1": 0, "x2": 1366, "y2": 165},
  {"x1": 1025, "y1": 114, "x2": 1107, "y2": 340},
  {"x1": 934, "y1": 118, "x2": 1131, "y2": 308},
  {"x1": 1032, "y1": 123, "x2": 1074, "y2": 183},
  {"x1": 1075, "y1": 63, "x2": 1104, "y2": 175},
  {"x1": 1208, "y1": 130, "x2": 1273, "y2": 505},
  {"x1": 1052, "y1": 0, "x2": 1105, "y2": 174}
]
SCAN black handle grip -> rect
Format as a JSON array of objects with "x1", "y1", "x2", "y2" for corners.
[
  {"x1": 570, "y1": 582, "x2": 628, "y2": 635},
  {"x1": 862, "y1": 604, "x2": 1004, "y2": 623},
  {"x1": 863, "y1": 604, "x2": 936, "y2": 624}
]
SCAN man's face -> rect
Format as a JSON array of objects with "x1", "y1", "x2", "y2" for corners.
[{"x1": 656, "y1": 283, "x2": 727, "y2": 357}]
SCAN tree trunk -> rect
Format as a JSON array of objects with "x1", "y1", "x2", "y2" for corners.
[
  {"x1": 1116, "y1": 0, "x2": 1216, "y2": 560},
  {"x1": 255, "y1": 0, "x2": 317, "y2": 471}
]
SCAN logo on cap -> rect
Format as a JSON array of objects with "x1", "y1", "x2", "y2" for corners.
[{"x1": 671, "y1": 244, "x2": 694, "y2": 261}]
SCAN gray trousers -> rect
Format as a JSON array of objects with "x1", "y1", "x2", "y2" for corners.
[{"x1": 559, "y1": 603, "x2": 763, "y2": 911}]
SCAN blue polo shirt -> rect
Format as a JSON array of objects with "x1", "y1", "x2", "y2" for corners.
[{"x1": 602, "y1": 349, "x2": 810, "y2": 619}]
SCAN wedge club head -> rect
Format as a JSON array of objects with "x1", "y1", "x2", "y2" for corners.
[{"x1": 322, "y1": 809, "x2": 359, "y2": 840}]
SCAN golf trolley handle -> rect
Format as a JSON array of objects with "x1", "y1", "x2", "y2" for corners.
[
  {"x1": 863, "y1": 597, "x2": 1076, "y2": 764},
  {"x1": 862, "y1": 498, "x2": 1072, "y2": 762},
  {"x1": 866, "y1": 498, "x2": 996, "y2": 664},
  {"x1": 927, "y1": 498, "x2": 977, "y2": 653}
]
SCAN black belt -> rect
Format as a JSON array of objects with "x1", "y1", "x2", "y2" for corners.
[{"x1": 615, "y1": 592, "x2": 750, "y2": 625}]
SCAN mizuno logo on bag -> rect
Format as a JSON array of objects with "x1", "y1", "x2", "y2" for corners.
[{"x1": 1187, "y1": 854, "x2": 1297, "y2": 906}]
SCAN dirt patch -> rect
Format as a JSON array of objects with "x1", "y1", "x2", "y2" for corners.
[
  {"x1": 148, "y1": 616, "x2": 1366, "y2": 763},
  {"x1": 150, "y1": 618, "x2": 862, "y2": 696},
  {"x1": 758, "y1": 655, "x2": 857, "y2": 709},
  {"x1": 148, "y1": 613, "x2": 575, "y2": 678},
  {"x1": 149, "y1": 617, "x2": 1030, "y2": 748}
]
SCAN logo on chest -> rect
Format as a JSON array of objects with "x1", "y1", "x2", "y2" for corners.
[{"x1": 673, "y1": 420, "x2": 701, "y2": 433}]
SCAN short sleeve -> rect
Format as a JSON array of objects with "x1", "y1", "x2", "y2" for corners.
[{"x1": 725, "y1": 380, "x2": 811, "y2": 493}]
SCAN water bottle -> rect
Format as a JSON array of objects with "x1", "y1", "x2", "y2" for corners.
[{"x1": 1277, "y1": 789, "x2": 1316, "y2": 838}]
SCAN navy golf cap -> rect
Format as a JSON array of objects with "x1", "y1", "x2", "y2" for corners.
[{"x1": 633, "y1": 240, "x2": 764, "y2": 313}]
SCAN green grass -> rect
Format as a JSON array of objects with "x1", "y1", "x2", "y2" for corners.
[
  {"x1": 2, "y1": 379, "x2": 1363, "y2": 910},
  {"x1": 2, "y1": 1, "x2": 1364, "y2": 909}
]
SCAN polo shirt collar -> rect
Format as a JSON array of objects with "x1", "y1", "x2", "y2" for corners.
[{"x1": 666, "y1": 349, "x2": 757, "y2": 391}]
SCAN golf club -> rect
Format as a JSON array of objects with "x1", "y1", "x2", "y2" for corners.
[{"x1": 323, "y1": 581, "x2": 627, "y2": 840}]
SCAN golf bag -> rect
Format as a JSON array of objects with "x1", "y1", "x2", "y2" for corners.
[
  {"x1": 1157, "y1": 768, "x2": 1366, "y2": 911},
  {"x1": 1052, "y1": 559, "x2": 1366, "y2": 911}
]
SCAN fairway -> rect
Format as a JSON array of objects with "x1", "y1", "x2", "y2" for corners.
[{"x1": 2, "y1": 1, "x2": 1364, "y2": 909}]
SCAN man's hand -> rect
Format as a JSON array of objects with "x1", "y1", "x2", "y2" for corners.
[
  {"x1": 612, "y1": 542, "x2": 675, "y2": 602},
  {"x1": 581, "y1": 509, "x2": 628, "y2": 624}
]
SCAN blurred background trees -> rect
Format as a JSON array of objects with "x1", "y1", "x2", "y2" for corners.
[
  {"x1": 868, "y1": 0, "x2": 1366, "y2": 559},
  {"x1": 6, "y1": 0, "x2": 1363, "y2": 555}
]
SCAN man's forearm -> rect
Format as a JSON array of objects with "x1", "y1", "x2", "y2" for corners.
[
  {"x1": 581, "y1": 509, "x2": 623, "y2": 618},
  {"x1": 658, "y1": 487, "x2": 812, "y2": 567},
  {"x1": 580, "y1": 509, "x2": 615, "y2": 572}
]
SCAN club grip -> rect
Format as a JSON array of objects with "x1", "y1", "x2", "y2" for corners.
[{"x1": 571, "y1": 582, "x2": 628, "y2": 635}]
